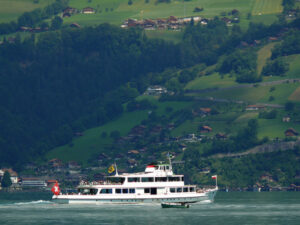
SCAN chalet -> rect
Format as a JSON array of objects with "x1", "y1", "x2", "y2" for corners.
[
  {"x1": 82, "y1": 7, "x2": 95, "y2": 14},
  {"x1": 63, "y1": 7, "x2": 77, "y2": 15},
  {"x1": 215, "y1": 133, "x2": 227, "y2": 140},
  {"x1": 128, "y1": 150, "x2": 140, "y2": 155},
  {"x1": 231, "y1": 9, "x2": 239, "y2": 15},
  {"x1": 46, "y1": 180, "x2": 58, "y2": 188},
  {"x1": 128, "y1": 159, "x2": 137, "y2": 168},
  {"x1": 200, "y1": 107, "x2": 211, "y2": 114},
  {"x1": 48, "y1": 158, "x2": 63, "y2": 167},
  {"x1": 68, "y1": 161, "x2": 81, "y2": 169},
  {"x1": 144, "y1": 85, "x2": 167, "y2": 95},
  {"x1": 70, "y1": 23, "x2": 81, "y2": 29},
  {"x1": 285, "y1": 128, "x2": 299, "y2": 137},
  {"x1": 168, "y1": 16, "x2": 178, "y2": 23},
  {"x1": 127, "y1": 18, "x2": 139, "y2": 27},
  {"x1": 269, "y1": 37, "x2": 278, "y2": 41},
  {"x1": 246, "y1": 105, "x2": 265, "y2": 111},
  {"x1": 282, "y1": 116, "x2": 291, "y2": 122},
  {"x1": 199, "y1": 125, "x2": 212, "y2": 133}
]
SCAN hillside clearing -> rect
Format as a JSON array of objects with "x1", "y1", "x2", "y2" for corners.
[
  {"x1": 252, "y1": 0, "x2": 283, "y2": 16},
  {"x1": 257, "y1": 42, "x2": 277, "y2": 75}
]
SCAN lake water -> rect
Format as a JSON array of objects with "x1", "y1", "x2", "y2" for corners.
[{"x1": 1, "y1": 192, "x2": 300, "y2": 225}]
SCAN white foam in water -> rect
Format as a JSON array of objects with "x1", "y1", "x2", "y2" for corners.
[{"x1": 14, "y1": 200, "x2": 52, "y2": 205}]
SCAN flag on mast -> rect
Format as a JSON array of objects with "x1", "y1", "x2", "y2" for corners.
[
  {"x1": 211, "y1": 175, "x2": 217, "y2": 179},
  {"x1": 108, "y1": 164, "x2": 115, "y2": 174},
  {"x1": 51, "y1": 181, "x2": 60, "y2": 195}
]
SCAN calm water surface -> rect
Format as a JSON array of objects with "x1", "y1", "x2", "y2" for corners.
[{"x1": 0, "y1": 192, "x2": 300, "y2": 225}]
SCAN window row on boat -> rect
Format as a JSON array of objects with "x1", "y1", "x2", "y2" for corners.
[{"x1": 77, "y1": 186, "x2": 196, "y2": 195}]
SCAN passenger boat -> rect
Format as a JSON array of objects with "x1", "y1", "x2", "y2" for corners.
[{"x1": 52, "y1": 158, "x2": 218, "y2": 204}]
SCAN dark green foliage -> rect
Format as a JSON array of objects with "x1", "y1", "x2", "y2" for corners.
[
  {"x1": 128, "y1": 0, "x2": 133, "y2": 5},
  {"x1": 219, "y1": 50, "x2": 260, "y2": 83},
  {"x1": 0, "y1": 24, "x2": 182, "y2": 167},
  {"x1": 0, "y1": 0, "x2": 68, "y2": 35},
  {"x1": 178, "y1": 70, "x2": 195, "y2": 84},
  {"x1": 262, "y1": 58, "x2": 288, "y2": 76},
  {"x1": 110, "y1": 130, "x2": 120, "y2": 140},
  {"x1": 285, "y1": 102, "x2": 295, "y2": 111},
  {"x1": 51, "y1": 16, "x2": 63, "y2": 30},
  {"x1": 259, "y1": 110, "x2": 277, "y2": 119},
  {"x1": 127, "y1": 99, "x2": 156, "y2": 112},
  {"x1": 1, "y1": 171, "x2": 12, "y2": 188},
  {"x1": 272, "y1": 30, "x2": 300, "y2": 59}
]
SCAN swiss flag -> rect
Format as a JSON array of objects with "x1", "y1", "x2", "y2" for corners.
[
  {"x1": 211, "y1": 175, "x2": 217, "y2": 179},
  {"x1": 51, "y1": 181, "x2": 60, "y2": 195}
]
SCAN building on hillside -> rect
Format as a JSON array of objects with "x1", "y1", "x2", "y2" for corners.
[
  {"x1": 199, "y1": 125, "x2": 212, "y2": 133},
  {"x1": 282, "y1": 116, "x2": 291, "y2": 122},
  {"x1": 0, "y1": 168, "x2": 18, "y2": 184},
  {"x1": 285, "y1": 128, "x2": 299, "y2": 137},
  {"x1": 144, "y1": 85, "x2": 167, "y2": 96},
  {"x1": 82, "y1": 7, "x2": 95, "y2": 14},
  {"x1": 245, "y1": 105, "x2": 265, "y2": 111},
  {"x1": 21, "y1": 178, "x2": 47, "y2": 187}
]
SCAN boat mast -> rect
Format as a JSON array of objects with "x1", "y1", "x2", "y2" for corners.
[
  {"x1": 168, "y1": 152, "x2": 172, "y2": 171},
  {"x1": 114, "y1": 161, "x2": 119, "y2": 176}
]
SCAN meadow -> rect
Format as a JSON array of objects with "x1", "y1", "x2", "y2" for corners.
[{"x1": 0, "y1": 0, "x2": 54, "y2": 23}]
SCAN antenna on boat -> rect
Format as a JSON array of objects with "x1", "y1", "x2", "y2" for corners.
[
  {"x1": 114, "y1": 161, "x2": 119, "y2": 176},
  {"x1": 167, "y1": 152, "x2": 172, "y2": 171}
]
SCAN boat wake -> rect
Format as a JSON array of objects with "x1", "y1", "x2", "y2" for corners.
[{"x1": 13, "y1": 200, "x2": 53, "y2": 205}]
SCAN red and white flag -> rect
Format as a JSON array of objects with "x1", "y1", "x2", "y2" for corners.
[
  {"x1": 211, "y1": 175, "x2": 217, "y2": 179},
  {"x1": 51, "y1": 181, "x2": 60, "y2": 195}
]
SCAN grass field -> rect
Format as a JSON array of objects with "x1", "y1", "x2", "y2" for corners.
[
  {"x1": 185, "y1": 73, "x2": 237, "y2": 90},
  {"x1": 0, "y1": 0, "x2": 54, "y2": 23},
  {"x1": 252, "y1": 0, "x2": 283, "y2": 16},
  {"x1": 47, "y1": 110, "x2": 149, "y2": 164},
  {"x1": 289, "y1": 86, "x2": 300, "y2": 101},
  {"x1": 257, "y1": 118, "x2": 300, "y2": 139},
  {"x1": 286, "y1": 54, "x2": 300, "y2": 78},
  {"x1": 195, "y1": 82, "x2": 300, "y2": 104},
  {"x1": 46, "y1": 97, "x2": 192, "y2": 164},
  {"x1": 257, "y1": 42, "x2": 276, "y2": 75}
]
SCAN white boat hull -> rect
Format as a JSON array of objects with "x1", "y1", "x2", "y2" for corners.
[{"x1": 52, "y1": 189, "x2": 217, "y2": 204}]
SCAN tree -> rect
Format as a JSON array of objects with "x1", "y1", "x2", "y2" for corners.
[
  {"x1": 128, "y1": 0, "x2": 133, "y2": 5},
  {"x1": 51, "y1": 16, "x2": 63, "y2": 30},
  {"x1": 1, "y1": 171, "x2": 12, "y2": 188}
]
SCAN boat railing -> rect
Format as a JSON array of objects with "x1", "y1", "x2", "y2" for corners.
[{"x1": 79, "y1": 180, "x2": 123, "y2": 186}]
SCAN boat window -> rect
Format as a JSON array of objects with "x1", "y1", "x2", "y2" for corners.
[
  {"x1": 170, "y1": 188, "x2": 175, "y2": 193},
  {"x1": 142, "y1": 177, "x2": 154, "y2": 182},
  {"x1": 189, "y1": 187, "x2": 195, "y2": 192},
  {"x1": 155, "y1": 177, "x2": 167, "y2": 182},
  {"x1": 100, "y1": 189, "x2": 112, "y2": 194},
  {"x1": 176, "y1": 188, "x2": 182, "y2": 193},
  {"x1": 106, "y1": 177, "x2": 125, "y2": 184},
  {"x1": 181, "y1": 177, "x2": 184, "y2": 181},
  {"x1": 129, "y1": 189, "x2": 135, "y2": 193},
  {"x1": 128, "y1": 177, "x2": 140, "y2": 182},
  {"x1": 168, "y1": 177, "x2": 180, "y2": 182},
  {"x1": 166, "y1": 166, "x2": 169, "y2": 170},
  {"x1": 116, "y1": 189, "x2": 121, "y2": 194},
  {"x1": 144, "y1": 188, "x2": 150, "y2": 193},
  {"x1": 122, "y1": 189, "x2": 128, "y2": 194},
  {"x1": 183, "y1": 187, "x2": 188, "y2": 192}
]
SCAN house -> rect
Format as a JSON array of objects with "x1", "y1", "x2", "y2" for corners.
[
  {"x1": 70, "y1": 23, "x2": 81, "y2": 28},
  {"x1": 128, "y1": 150, "x2": 140, "y2": 155},
  {"x1": 246, "y1": 105, "x2": 265, "y2": 111},
  {"x1": 63, "y1": 7, "x2": 77, "y2": 15},
  {"x1": 282, "y1": 116, "x2": 291, "y2": 122},
  {"x1": 82, "y1": 7, "x2": 95, "y2": 14},
  {"x1": 199, "y1": 125, "x2": 212, "y2": 133},
  {"x1": 0, "y1": 168, "x2": 18, "y2": 184},
  {"x1": 144, "y1": 85, "x2": 167, "y2": 96},
  {"x1": 46, "y1": 180, "x2": 58, "y2": 188},
  {"x1": 68, "y1": 161, "x2": 81, "y2": 169},
  {"x1": 285, "y1": 128, "x2": 299, "y2": 137},
  {"x1": 21, "y1": 177, "x2": 47, "y2": 187},
  {"x1": 215, "y1": 133, "x2": 227, "y2": 140},
  {"x1": 199, "y1": 108, "x2": 211, "y2": 114},
  {"x1": 269, "y1": 37, "x2": 278, "y2": 41}
]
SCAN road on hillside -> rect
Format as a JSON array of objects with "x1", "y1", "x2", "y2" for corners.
[
  {"x1": 193, "y1": 96, "x2": 284, "y2": 108},
  {"x1": 186, "y1": 78, "x2": 300, "y2": 94}
]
